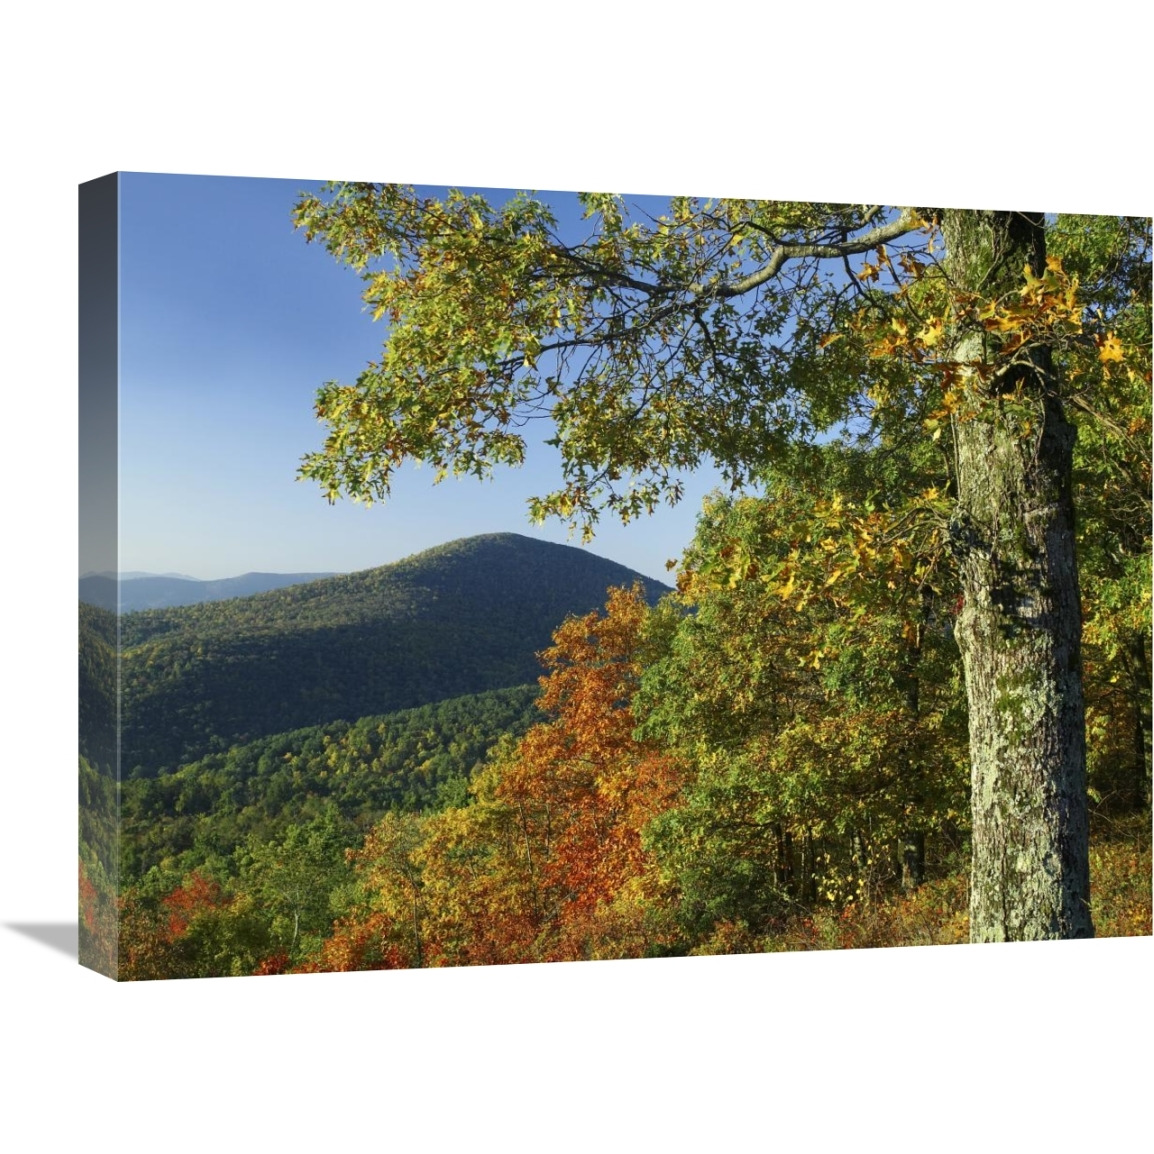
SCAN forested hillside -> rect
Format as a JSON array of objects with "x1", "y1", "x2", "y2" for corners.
[
  {"x1": 79, "y1": 601, "x2": 117, "y2": 773},
  {"x1": 120, "y1": 684, "x2": 541, "y2": 883},
  {"x1": 115, "y1": 534, "x2": 669, "y2": 775},
  {"x1": 79, "y1": 600, "x2": 119, "y2": 973},
  {"x1": 109, "y1": 580, "x2": 1150, "y2": 981},
  {"x1": 82, "y1": 202, "x2": 1150, "y2": 982}
]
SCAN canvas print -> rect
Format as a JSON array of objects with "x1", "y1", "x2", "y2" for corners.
[{"x1": 79, "y1": 174, "x2": 1152, "y2": 980}]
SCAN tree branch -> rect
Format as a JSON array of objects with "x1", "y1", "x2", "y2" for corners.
[{"x1": 708, "y1": 208, "x2": 922, "y2": 300}]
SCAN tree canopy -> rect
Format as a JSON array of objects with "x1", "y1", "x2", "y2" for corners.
[
  {"x1": 292, "y1": 187, "x2": 1149, "y2": 942},
  {"x1": 292, "y1": 192, "x2": 950, "y2": 534}
]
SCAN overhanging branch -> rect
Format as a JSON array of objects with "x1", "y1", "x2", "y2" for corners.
[{"x1": 709, "y1": 208, "x2": 923, "y2": 300}]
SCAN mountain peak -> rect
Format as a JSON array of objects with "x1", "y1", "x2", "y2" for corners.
[{"x1": 109, "y1": 533, "x2": 671, "y2": 774}]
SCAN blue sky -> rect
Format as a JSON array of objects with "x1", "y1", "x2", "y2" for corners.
[{"x1": 117, "y1": 172, "x2": 730, "y2": 582}]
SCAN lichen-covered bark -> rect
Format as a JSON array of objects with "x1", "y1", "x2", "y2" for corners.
[{"x1": 944, "y1": 210, "x2": 1093, "y2": 941}]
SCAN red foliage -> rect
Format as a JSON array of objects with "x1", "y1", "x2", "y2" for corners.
[
  {"x1": 319, "y1": 586, "x2": 684, "y2": 971},
  {"x1": 254, "y1": 952, "x2": 291, "y2": 976},
  {"x1": 301, "y1": 911, "x2": 410, "y2": 973},
  {"x1": 78, "y1": 860, "x2": 99, "y2": 934},
  {"x1": 488, "y1": 585, "x2": 682, "y2": 960},
  {"x1": 162, "y1": 871, "x2": 227, "y2": 938}
]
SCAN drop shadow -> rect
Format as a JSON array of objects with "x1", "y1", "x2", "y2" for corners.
[{"x1": 6, "y1": 922, "x2": 78, "y2": 959}]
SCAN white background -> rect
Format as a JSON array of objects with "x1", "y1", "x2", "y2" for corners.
[{"x1": 1, "y1": 4, "x2": 1149, "y2": 1149}]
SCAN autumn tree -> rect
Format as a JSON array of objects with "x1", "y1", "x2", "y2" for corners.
[
  {"x1": 312, "y1": 810, "x2": 428, "y2": 971},
  {"x1": 491, "y1": 584, "x2": 682, "y2": 960},
  {"x1": 322, "y1": 586, "x2": 680, "y2": 969},
  {"x1": 636, "y1": 475, "x2": 969, "y2": 947},
  {"x1": 118, "y1": 870, "x2": 240, "y2": 980},
  {"x1": 295, "y1": 187, "x2": 1151, "y2": 941},
  {"x1": 1047, "y1": 216, "x2": 1152, "y2": 814}
]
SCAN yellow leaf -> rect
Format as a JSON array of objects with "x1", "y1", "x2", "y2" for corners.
[
  {"x1": 1098, "y1": 333, "x2": 1125, "y2": 363},
  {"x1": 917, "y1": 317, "x2": 944, "y2": 347}
]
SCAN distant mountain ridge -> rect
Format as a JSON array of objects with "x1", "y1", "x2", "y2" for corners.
[
  {"x1": 112, "y1": 533, "x2": 671, "y2": 775},
  {"x1": 79, "y1": 570, "x2": 339, "y2": 612},
  {"x1": 82, "y1": 570, "x2": 198, "y2": 580}
]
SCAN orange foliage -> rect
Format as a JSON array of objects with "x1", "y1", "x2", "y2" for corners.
[
  {"x1": 254, "y1": 952, "x2": 291, "y2": 976},
  {"x1": 162, "y1": 871, "x2": 228, "y2": 938},
  {"x1": 301, "y1": 910, "x2": 411, "y2": 973},
  {"x1": 412, "y1": 801, "x2": 542, "y2": 967},
  {"x1": 119, "y1": 871, "x2": 235, "y2": 981},
  {"x1": 490, "y1": 585, "x2": 682, "y2": 961},
  {"x1": 78, "y1": 857, "x2": 117, "y2": 976},
  {"x1": 323, "y1": 585, "x2": 685, "y2": 971},
  {"x1": 78, "y1": 860, "x2": 99, "y2": 934}
]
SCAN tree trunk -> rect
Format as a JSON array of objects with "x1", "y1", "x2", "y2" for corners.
[
  {"x1": 850, "y1": 828, "x2": 869, "y2": 904},
  {"x1": 901, "y1": 829, "x2": 926, "y2": 893},
  {"x1": 773, "y1": 823, "x2": 794, "y2": 893},
  {"x1": 898, "y1": 587, "x2": 928, "y2": 893},
  {"x1": 801, "y1": 828, "x2": 818, "y2": 907},
  {"x1": 944, "y1": 209, "x2": 1093, "y2": 941}
]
